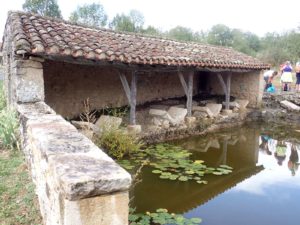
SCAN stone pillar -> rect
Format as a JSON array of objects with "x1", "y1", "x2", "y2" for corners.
[{"x1": 10, "y1": 59, "x2": 44, "y2": 105}]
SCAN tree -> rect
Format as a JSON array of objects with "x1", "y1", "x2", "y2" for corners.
[
  {"x1": 207, "y1": 24, "x2": 233, "y2": 46},
  {"x1": 142, "y1": 26, "x2": 162, "y2": 36},
  {"x1": 109, "y1": 10, "x2": 144, "y2": 32},
  {"x1": 110, "y1": 14, "x2": 135, "y2": 32},
  {"x1": 23, "y1": 0, "x2": 62, "y2": 19},
  {"x1": 69, "y1": 3, "x2": 108, "y2": 28},
  {"x1": 167, "y1": 26, "x2": 195, "y2": 42}
]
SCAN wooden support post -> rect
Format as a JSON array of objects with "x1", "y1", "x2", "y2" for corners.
[
  {"x1": 178, "y1": 71, "x2": 194, "y2": 117},
  {"x1": 119, "y1": 71, "x2": 137, "y2": 125},
  {"x1": 130, "y1": 71, "x2": 137, "y2": 125},
  {"x1": 226, "y1": 73, "x2": 232, "y2": 110},
  {"x1": 217, "y1": 73, "x2": 231, "y2": 110}
]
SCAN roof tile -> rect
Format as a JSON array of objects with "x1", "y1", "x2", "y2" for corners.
[{"x1": 4, "y1": 11, "x2": 270, "y2": 70}]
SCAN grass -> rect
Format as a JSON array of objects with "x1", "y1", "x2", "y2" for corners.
[{"x1": 0, "y1": 149, "x2": 42, "y2": 225}]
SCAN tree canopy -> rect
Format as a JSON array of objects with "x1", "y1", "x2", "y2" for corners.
[
  {"x1": 69, "y1": 3, "x2": 108, "y2": 27},
  {"x1": 109, "y1": 10, "x2": 144, "y2": 32},
  {"x1": 23, "y1": 0, "x2": 62, "y2": 19}
]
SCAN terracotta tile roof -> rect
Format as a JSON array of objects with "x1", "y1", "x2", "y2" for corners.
[{"x1": 3, "y1": 11, "x2": 269, "y2": 70}]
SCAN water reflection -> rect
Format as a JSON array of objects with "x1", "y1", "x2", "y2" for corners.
[{"x1": 132, "y1": 125, "x2": 300, "y2": 225}]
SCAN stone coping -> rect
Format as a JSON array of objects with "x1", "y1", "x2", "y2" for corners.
[{"x1": 18, "y1": 102, "x2": 132, "y2": 200}]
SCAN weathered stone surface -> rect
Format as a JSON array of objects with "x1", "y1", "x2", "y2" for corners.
[
  {"x1": 222, "y1": 109, "x2": 233, "y2": 115},
  {"x1": 64, "y1": 191, "x2": 129, "y2": 225},
  {"x1": 192, "y1": 106, "x2": 214, "y2": 118},
  {"x1": 185, "y1": 116, "x2": 196, "y2": 127},
  {"x1": 71, "y1": 121, "x2": 101, "y2": 135},
  {"x1": 280, "y1": 100, "x2": 300, "y2": 112},
  {"x1": 17, "y1": 102, "x2": 132, "y2": 225},
  {"x1": 167, "y1": 106, "x2": 187, "y2": 125},
  {"x1": 222, "y1": 101, "x2": 240, "y2": 109},
  {"x1": 235, "y1": 99, "x2": 249, "y2": 109},
  {"x1": 95, "y1": 115, "x2": 122, "y2": 129},
  {"x1": 12, "y1": 60, "x2": 44, "y2": 103},
  {"x1": 49, "y1": 155, "x2": 131, "y2": 200},
  {"x1": 149, "y1": 108, "x2": 168, "y2": 117},
  {"x1": 193, "y1": 111, "x2": 208, "y2": 119},
  {"x1": 127, "y1": 124, "x2": 142, "y2": 134},
  {"x1": 206, "y1": 103, "x2": 222, "y2": 117}
]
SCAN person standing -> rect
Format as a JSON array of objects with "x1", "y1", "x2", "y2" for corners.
[
  {"x1": 295, "y1": 62, "x2": 300, "y2": 92},
  {"x1": 280, "y1": 61, "x2": 293, "y2": 91},
  {"x1": 263, "y1": 70, "x2": 278, "y2": 91}
]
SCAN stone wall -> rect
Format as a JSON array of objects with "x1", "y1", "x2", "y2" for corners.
[
  {"x1": 208, "y1": 71, "x2": 264, "y2": 107},
  {"x1": 18, "y1": 102, "x2": 131, "y2": 225},
  {"x1": 43, "y1": 60, "x2": 199, "y2": 118}
]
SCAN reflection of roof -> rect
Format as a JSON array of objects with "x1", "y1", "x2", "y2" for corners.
[
  {"x1": 172, "y1": 165, "x2": 264, "y2": 213},
  {"x1": 3, "y1": 11, "x2": 270, "y2": 70},
  {"x1": 133, "y1": 165, "x2": 264, "y2": 214}
]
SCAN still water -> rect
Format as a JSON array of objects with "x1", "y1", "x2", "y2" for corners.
[{"x1": 131, "y1": 124, "x2": 300, "y2": 225}]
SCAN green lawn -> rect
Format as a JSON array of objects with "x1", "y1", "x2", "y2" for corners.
[{"x1": 0, "y1": 149, "x2": 41, "y2": 225}]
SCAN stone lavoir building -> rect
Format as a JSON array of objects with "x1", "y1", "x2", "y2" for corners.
[{"x1": 1, "y1": 11, "x2": 269, "y2": 225}]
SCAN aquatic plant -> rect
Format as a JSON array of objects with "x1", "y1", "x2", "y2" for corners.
[
  {"x1": 119, "y1": 144, "x2": 233, "y2": 184},
  {"x1": 129, "y1": 208, "x2": 202, "y2": 225},
  {"x1": 96, "y1": 128, "x2": 144, "y2": 159}
]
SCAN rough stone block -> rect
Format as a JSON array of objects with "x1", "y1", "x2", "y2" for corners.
[
  {"x1": 192, "y1": 106, "x2": 214, "y2": 118},
  {"x1": 206, "y1": 103, "x2": 222, "y2": 117},
  {"x1": 167, "y1": 106, "x2": 187, "y2": 125},
  {"x1": 222, "y1": 101, "x2": 240, "y2": 109},
  {"x1": 49, "y1": 155, "x2": 131, "y2": 200},
  {"x1": 95, "y1": 115, "x2": 122, "y2": 130},
  {"x1": 280, "y1": 100, "x2": 300, "y2": 112},
  {"x1": 235, "y1": 99, "x2": 249, "y2": 109},
  {"x1": 149, "y1": 108, "x2": 168, "y2": 117}
]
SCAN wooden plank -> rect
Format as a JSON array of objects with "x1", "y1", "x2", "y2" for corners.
[
  {"x1": 130, "y1": 71, "x2": 137, "y2": 125},
  {"x1": 178, "y1": 72, "x2": 188, "y2": 96},
  {"x1": 225, "y1": 73, "x2": 232, "y2": 110},
  {"x1": 119, "y1": 73, "x2": 131, "y2": 105},
  {"x1": 187, "y1": 71, "x2": 194, "y2": 117}
]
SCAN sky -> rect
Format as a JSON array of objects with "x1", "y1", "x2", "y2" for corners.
[{"x1": 0, "y1": 0, "x2": 299, "y2": 38}]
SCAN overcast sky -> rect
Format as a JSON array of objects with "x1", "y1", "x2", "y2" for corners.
[{"x1": 0, "y1": 0, "x2": 299, "y2": 38}]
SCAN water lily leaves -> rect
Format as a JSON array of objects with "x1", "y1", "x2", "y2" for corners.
[
  {"x1": 129, "y1": 207, "x2": 202, "y2": 224},
  {"x1": 178, "y1": 176, "x2": 189, "y2": 181},
  {"x1": 194, "y1": 160, "x2": 204, "y2": 164},
  {"x1": 219, "y1": 164, "x2": 233, "y2": 170},
  {"x1": 212, "y1": 171, "x2": 223, "y2": 175},
  {"x1": 196, "y1": 180, "x2": 208, "y2": 184},
  {"x1": 120, "y1": 143, "x2": 233, "y2": 185},
  {"x1": 185, "y1": 170, "x2": 195, "y2": 175}
]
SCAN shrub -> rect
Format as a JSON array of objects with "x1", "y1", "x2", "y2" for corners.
[
  {"x1": 0, "y1": 82, "x2": 19, "y2": 150},
  {"x1": 0, "y1": 107, "x2": 19, "y2": 150},
  {"x1": 0, "y1": 81, "x2": 6, "y2": 111},
  {"x1": 96, "y1": 128, "x2": 143, "y2": 159}
]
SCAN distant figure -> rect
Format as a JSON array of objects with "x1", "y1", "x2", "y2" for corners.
[
  {"x1": 275, "y1": 141, "x2": 287, "y2": 166},
  {"x1": 288, "y1": 144, "x2": 299, "y2": 176},
  {"x1": 295, "y1": 62, "x2": 300, "y2": 92},
  {"x1": 259, "y1": 135, "x2": 272, "y2": 155},
  {"x1": 280, "y1": 61, "x2": 293, "y2": 91},
  {"x1": 263, "y1": 70, "x2": 278, "y2": 91}
]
